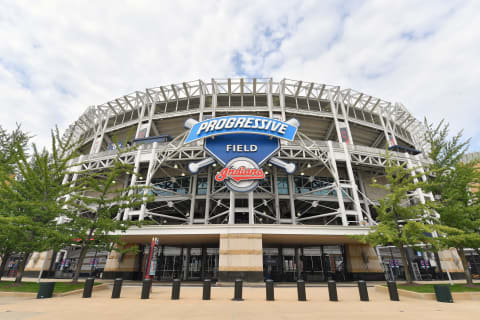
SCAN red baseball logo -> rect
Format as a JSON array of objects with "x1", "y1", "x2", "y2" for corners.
[{"x1": 215, "y1": 166, "x2": 265, "y2": 183}]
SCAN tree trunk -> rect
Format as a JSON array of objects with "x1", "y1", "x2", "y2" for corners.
[
  {"x1": 458, "y1": 247, "x2": 473, "y2": 285},
  {"x1": 72, "y1": 246, "x2": 88, "y2": 283},
  {"x1": 0, "y1": 253, "x2": 11, "y2": 281},
  {"x1": 398, "y1": 245, "x2": 413, "y2": 284},
  {"x1": 15, "y1": 252, "x2": 30, "y2": 284}
]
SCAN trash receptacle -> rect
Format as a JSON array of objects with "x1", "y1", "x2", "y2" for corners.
[
  {"x1": 37, "y1": 282, "x2": 56, "y2": 299},
  {"x1": 434, "y1": 284, "x2": 453, "y2": 303}
]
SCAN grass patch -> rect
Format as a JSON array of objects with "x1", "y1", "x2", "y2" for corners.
[
  {"x1": 0, "y1": 281, "x2": 101, "y2": 293},
  {"x1": 388, "y1": 283, "x2": 480, "y2": 293}
]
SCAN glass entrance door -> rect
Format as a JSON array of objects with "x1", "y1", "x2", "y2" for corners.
[
  {"x1": 157, "y1": 246, "x2": 183, "y2": 280},
  {"x1": 262, "y1": 244, "x2": 346, "y2": 282}
]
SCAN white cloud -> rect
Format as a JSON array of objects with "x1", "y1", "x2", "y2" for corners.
[{"x1": 0, "y1": 0, "x2": 479, "y2": 150}]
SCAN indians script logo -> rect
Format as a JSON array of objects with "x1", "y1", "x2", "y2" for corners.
[{"x1": 184, "y1": 116, "x2": 299, "y2": 192}]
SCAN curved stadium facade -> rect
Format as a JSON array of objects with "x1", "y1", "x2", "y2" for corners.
[{"x1": 25, "y1": 78, "x2": 466, "y2": 282}]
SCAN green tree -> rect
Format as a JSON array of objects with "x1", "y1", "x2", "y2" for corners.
[
  {"x1": 0, "y1": 124, "x2": 31, "y2": 280},
  {"x1": 0, "y1": 127, "x2": 81, "y2": 283},
  {"x1": 357, "y1": 156, "x2": 437, "y2": 284},
  {"x1": 434, "y1": 161, "x2": 480, "y2": 285},
  {"x1": 61, "y1": 147, "x2": 150, "y2": 283},
  {"x1": 423, "y1": 119, "x2": 478, "y2": 285}
]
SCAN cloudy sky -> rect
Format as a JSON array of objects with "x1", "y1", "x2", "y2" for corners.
[{"x1": 1, "y1": 0, "x2": 479, "y2": 151}]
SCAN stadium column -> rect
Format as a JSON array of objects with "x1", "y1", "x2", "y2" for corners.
[
  {"x1": 134, "y1": 98, "x2": 148, "y2": 138},
  {"x1": 273, "y1": 167, "x2": 281, "y2": 224},
  {"x1": 229, "y1": 191, "x2": 235, "y2": 224},
  {"x1": 124, "y1": 147, "x2": 143, "y2": 221},
  {"x1": 211, "y1": 78, "x2": 217, "y2": 118},
  {"x1": 89, "y1": 110, "x2": 110, "y2": 154},
  {"x1": 189, "y1": 175, "x2": 197, "y2": 224},
  {"x1": 328, "y1": 141, "x2": 348, "y2": 226},
  {"x1": 198, "y1": 80, "x2": 206, "y2": 121},
  {"x1": 279, "y1": 79, "x2": 286, "y2": 121},
  {"x1": 145, "y1": 101, "x2": 156, "y2": 137},
  {"x1": 328, "y1": 89, "x2": 343, "y2": 146},
  {"x1": 357, "y1": 172, "x2": 374, "y2": 224},
  {"x1": 379, "y1": 108, "x2": 394, "y2": 147},
  {"x1": 248, "y1": 191, "x2": 254, "y2": 224},
  {"x1": 139, "y1": 142, "x2": 158, "y2": 221},
  {"x1": 267, "y1": 78, "x2": 273, "y2": 118},
  {"x1": 342, "y1": 143, "x2": 363, "y2": 224},
  {"x1": 204, "y1": 166, "x2": 212, "y2": 224},
  {"x1": 336, "y1": 90, "x2": 363, "y2": 224},
  {"x1": 336, "y1": 89, "x2": 354, "y2": 145},
  {"x1": 288, "y1": 175, "x2": 296, "y2": 224},
  {"x1": 384, "y1": 104, "x2": 398, "y2": 145}
]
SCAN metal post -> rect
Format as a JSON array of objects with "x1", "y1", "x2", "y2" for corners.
[
  {"x1": 297, "y1": 279, "x2": 306, "y2": 301},
  {"x1": 273, "y1": 167, "x2": 281, "y2": 223},
  {"x1": 204, "y1": 166, "x2": 212, "y2": 224},
  {"x1": 83, "y1": 277, "x2": 95, "y2": 298},
  {"x1": 287, "y1": 175, "x2": 296, "y2": 224},
  {"x1": 328, "y1": 280, "x2": 338, "y2": 301},
  {"x1": 202, "y1": 279, "x2": 211, "y2": 300},
  {"x1": 141, "y1": 279, "x2": 152, "y2": 299},
  {"x1": 111, "y1": 278, "x2": 123, "y2": 299},
  {"x1": 139, "y1": 142, "x2": 158, "y2": 220},
  {"x1": 189, "y1": 175, "x2": 198, "y2": 224},
  {"x1": 229, "y1": 191, "x2": 235, "y2": 224},
  {"x1": 357, "y1": 280, "x2": 369, "y2": 301},
  {"x1": 171, "y1": 279, "x2": 181, "y2": 300},
  {"x1": 233, "y1": 279, "x2": 243, "y2": 301},
  {"x1": 328, "y1": 141, "x2": 348, "y2": 226},
  {"x1": 266, "y1": 279, "x2": 274, "y2": 301},
  {"x1": 342, "y1": 143, "x2": 363, "y2": 224},
  {"x1": 248, "y1": 191, "x2": 254, "y2": 224},
  {"x1": 387, "y1": 281, "x2": 399, "y2": 301}
]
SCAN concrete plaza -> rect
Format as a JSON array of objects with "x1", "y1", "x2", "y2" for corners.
[{"x1": 1, "y1": 283, "x2": 479, "y2": 320}]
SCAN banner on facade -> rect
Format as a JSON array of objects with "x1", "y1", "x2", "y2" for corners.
[{"x1": 184, "y1": 116, "x2": 299, "y2": 192}]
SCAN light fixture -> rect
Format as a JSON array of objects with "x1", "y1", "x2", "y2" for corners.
[
  {"x1": 173, "y1": 164, "x2": 178, "y2": 169},
  {"x1": 307, "y1": 163, "x2": 311, "y2": 168},
  {"x1": 112, "y1": 180, "x2": 116, "y2": 184},
  {"x1": 186, "y1": 212, "x2": 190, "y2": 217},
  {"x1": 212, "y1": 163, "x2": 217, "y2": 167},
  {"x1": 300, "y1": 172, "x2": 304, "y2": 176},
  {"x1": 181, "y1": 172, "x2": 185, "y2": 176},
  {"x1": 296, "y1": 212, "x2": 301, "y2": 216},
  {"x1": 265, "y1": 171, "x2": 269, "y2": 175},
  {"x1": 163, "y1": 220, "x2": 167, "y2": 224},
  {"x1": 268, "y1": 163, "x2": 272, "y2": 167}
]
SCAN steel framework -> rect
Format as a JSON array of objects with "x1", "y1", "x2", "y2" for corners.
[{"x1": 64, "y1": 78, "x2": 430, "y2": 227}]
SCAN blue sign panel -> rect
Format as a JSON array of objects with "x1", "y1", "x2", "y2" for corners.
[
  {"x1": 185, "y1": 116, "x2": 297, "y2": 144},
  {"x1": 204, "y1": 134, "x2": 280, "y2": 166}
]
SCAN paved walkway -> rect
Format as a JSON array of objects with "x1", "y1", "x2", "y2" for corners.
[{"x1": 1, "y1": 285, "x2": 479, "y2": 320}]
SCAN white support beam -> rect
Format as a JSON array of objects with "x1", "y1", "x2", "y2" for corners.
[
  {"x1": 183, "y1": 82, "x2": 190, "y2": 98},
  {"x1": 106, "y1": 102, "x2": 119, "y2": 115},
  {"x1": 115, "y1": 99, "x2": 127, "y2": 113},
  {"x1": 294, "y1": 80, "x2": 303, "y2": 97}
]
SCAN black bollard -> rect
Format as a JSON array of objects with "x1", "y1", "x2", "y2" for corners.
[
  {"x1": 266, "y1": 279, "x2": 274, "y2": 301},
  {"x1": 83, "y1": 277, "x2": 95, "y2": 298},
  {"x1": 357, "y1": 280, "x2": 369, "y2": 301},
  {"x1": 297, "y1": 279, "x2": 307, "y2": 301},
  {"x1": 171, "y1": 279, "x2": 181, "y2": 300},
  {"x1": 328, "y1": 280, "x2": 338, "y2": 301},
  {"x1": 387, "y1": 281, "x2": 399, "y2": 301},
  {"x1": 141, "y1": 279, "x2": 152, "y2": 299},
  {"x1": 202, "y1": 279, "x2": 211, "y2": 300},
  {"x1": 111, "y1": 278, "x2": 123, "y2": 299},
  {"x1": 232, "y1": 279, "x2": 243, "y2": 301}
]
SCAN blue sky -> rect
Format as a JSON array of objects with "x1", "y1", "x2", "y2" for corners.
[{"x1": 1, "y1": 0, "x2": 479, "y2": 151}]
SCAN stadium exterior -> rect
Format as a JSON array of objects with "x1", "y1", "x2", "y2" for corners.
[{"x1": 23, "y1": 78, "x2": 465, "y2": 282}]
